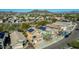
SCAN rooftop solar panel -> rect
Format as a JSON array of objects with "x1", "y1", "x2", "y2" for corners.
[
  {"x1": 28, "y1": 29, "x2": 34, "y2": 32},
  {"x1": 39, "y1": 26, "x2": 46, "y2": 31},
  {"x1": 0, "y1": 32, "x2": 5, "y2": 39}
]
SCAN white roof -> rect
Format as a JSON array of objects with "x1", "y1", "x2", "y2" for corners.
[
  {"x1": 10, "y1": 31, "x2": 26, "y2": 46},
  {"x1": 54, "y1": 21, "x2": 72, "y2": 27}
]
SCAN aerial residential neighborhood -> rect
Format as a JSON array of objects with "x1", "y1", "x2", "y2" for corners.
[{"x1": 0, "y1": 9, "x2": 79, "y2": 49}]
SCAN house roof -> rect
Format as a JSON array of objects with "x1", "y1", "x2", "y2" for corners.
[{"x1": 10, "y1": 31, "x2": 26, "y2": 46}]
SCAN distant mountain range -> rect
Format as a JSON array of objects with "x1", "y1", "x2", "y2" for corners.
[
  {"x1": 27, "y1": 10, "x2": 79, "y2": 14},
  {"x1": 28, "y1": 10, "x2": 50, "y2": 13},
  {"x1": 0, "y1": 9, "x2": 79, "y2": 14}
]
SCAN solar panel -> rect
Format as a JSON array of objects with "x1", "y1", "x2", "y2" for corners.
[
  {"x1": 0, "y1": 32, "x2": 5, "y2": 39},
  {"x1": 39, "y1": 26, "x2": 46, "y2": 31},
  {"x1": 28, "y1": 29, "x2": 34, "y2": 32}
]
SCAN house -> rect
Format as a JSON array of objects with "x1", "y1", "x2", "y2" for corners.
[
  {"x1": 26, "y1": 27, "x2": 54, "y2": 48},
  {"x1": 10, "y1": 31, "x2": 27, "y2": 49},
  {"x1": 0, "y1": 32, "x2": 6, "y2": 49},
  {"x1": 53, "y1": 21, "x2": 75, "y2": 32},
  {"x1": 26, "y1": 27, "x2": 43, "y2": 48}
]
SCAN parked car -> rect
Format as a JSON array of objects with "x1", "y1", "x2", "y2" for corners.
[{"x1": 75, "y1": 28, "x2": 79, "y2": 31}]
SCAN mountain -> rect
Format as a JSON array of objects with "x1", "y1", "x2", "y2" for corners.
[
  {"x1": 27, "y1": 10, "x2": 79, "y2": 14},
  {"x1": 27, "y1": 10, "x2": 52, "y2": 14}
]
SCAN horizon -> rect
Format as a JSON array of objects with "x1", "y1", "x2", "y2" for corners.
[{"x1": 0, "y1": 9, "x2": 79, "y2": 13}]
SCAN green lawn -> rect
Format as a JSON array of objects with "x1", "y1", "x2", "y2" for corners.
[{"x1": 68, "y1": 39, "x2": 79, "y2": 49}]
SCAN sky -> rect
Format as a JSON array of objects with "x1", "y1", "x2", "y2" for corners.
[{"x1": 0, "y1": 9, "x2": 79, "y2": 13}]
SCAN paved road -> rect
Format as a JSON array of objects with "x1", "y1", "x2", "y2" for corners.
[{"x1": 45, "y1": 21, "x2": 79, "y2": 49}]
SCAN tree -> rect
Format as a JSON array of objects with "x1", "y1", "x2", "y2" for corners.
[
  {"x1": 68, "y1": 40, "x2": 79, "y2": 48},
  {"x1": 35, "y1": 21, "x2": 49, "y2": 27},
  {"x1": 0, "y1": 24, "x2": 4, "y2": 31},
  {"x1": 51, "y1": 19, "x2": 57, "y2": 23},
  {"x1": 20, "y1": 23, "x2": 31, "y2": 31},
  {"x1": 77, "y1": 18, "x2": 79, "y2": 21},
  {"x1": 43, "y1": 31, "x2": 52, "y2": 41},
  {"x1": 0, "y1": 26, "x2": 3, "y2": 31}
]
